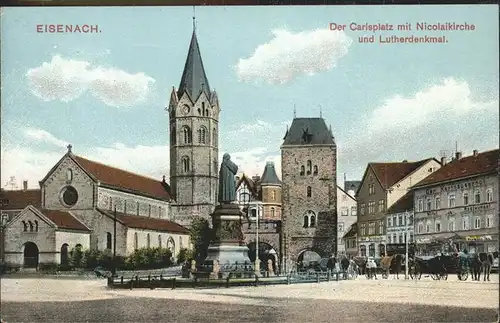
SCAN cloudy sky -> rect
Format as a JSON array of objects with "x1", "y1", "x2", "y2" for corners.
[{"x1": 1, "y1": 5, "x2": 498, "y2": 190}]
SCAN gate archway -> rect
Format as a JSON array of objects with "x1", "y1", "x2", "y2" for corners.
[
  {"x1": 23, "y1": 242, "x2": 39, "y2": 268},
  {"x1": 296, "y1": 249, "x2": 322, "y2": 272},
  {"x1": 247, "y1": 242, "x2": 278, "y2": 273},
  {"x1": 60, "y1": 243, "x2": 69, "y2": 266}
]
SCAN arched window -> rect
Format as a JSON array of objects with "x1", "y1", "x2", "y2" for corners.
[
  {"x1": 60, "y1": 244, "x2": 69, "y2": 265},
  {"x1": 435, "y1": 196, "x2": 441, "y2": 209},
  {"x1": 22, "y1": 220, "x2": 27, "y2": 232},
  {"x1": 417, "y1": 222, "x2": 424, "y2": 234},
  {"x1": 426, "y1": 198, "x2": 432, "y2": 210},
  {"x1": 463, "y1": 192, "x2": 469, "y2": 205},
  {"x1": 303, "y1": 215, "x2": 309, "y2": 228},
  {"x1": 462, "y1": 216, "x2": 469, "y2": 230},
  {"x1": 474, "y1": 217, "x2": 481, "y2": 229},
  {"x1": 170, "y1": 127, "x2": 176, "y2": 145},
  {"x1": 67, "y1": 168, "x2": 73, "y2": 182},
  {"x1": 313, "y1": 165, "x2": 318, "y2": 176},
  {"x1": 212, "y1": 128, "x2": 217, "y2": 146},
  {"x1": 271, "y1": 190, "x2": 276, "y2": 200},
  {"x1": 106, "y1": 232, "x2": 112, "y2": 250},
  {"x1": 158, "y1": 235, "x2": 162, "y2": 248},
  {"x1": 182, "y1": 156, "x2": 190, "y2": 172},
  {"x1": 474, "y1": 190, "x2": 481, "y2": 204},
  {"x1": 306, "y1": 186, "x2": 312, "y2": 198},
  {"x1": 146, "y1": 233, "x2": 151, "y2": 249},
  {"x1": 486, "y1": 189, "x2": 493, "y2": 202},
  {"x1": 300, "y1": 166, "x2": 305, "y2": 176},
  {"x1": 310, "y1": 215, "x2": 316, "y2": 227},
  {"x1": 134, "y1": 232, "x2": 138, "y2": 250},
  {"x1": 270, "y1": 207, "x2": 275, "y2": 217},
  {"x1": 28, "y1": 221, "x2": 34, "y2": 232},
  {"x1": 435, "y1": 220, "x2": 441, "y2": 232},
  {"x1": 448, "y1": 217, "x2": 455, "y2": 231},
  {"x1": 34, "y1": 220, "x2": 38, "y2": 232},
  {"x1": 202, "y1": 102, "x2": 206, "y2": 115},
  {"x1": 198, "y1": 126, "x2": 207, "y2": 144},
  {"x1": 167, "y1": 237, "x2": 175, "y2": 257},
  {"x1": 182, "y1": 126, "x2": 192, "y2": 144},
  {"x1": 425, "y1": 221, "x2": 431, "y2": 233},
  {"x1": 306, "y1": 160, "x2": 312, "y2": 175}
]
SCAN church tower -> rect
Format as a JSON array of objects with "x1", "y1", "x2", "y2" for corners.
[{"x1": 167, "y1": 19, "x2": 220, "y2": 227}]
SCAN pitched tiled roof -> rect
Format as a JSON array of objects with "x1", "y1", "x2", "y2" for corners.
[
  {"x1": 97, "y1": 209, "x2": 189, "y2": 234},
  {"x1": 413, "y1": 149, "x2": 499, "y2": 188},
  {"x1": 386, "y1": 191, "x2": 413, "y2": 214},
  {"x1": 260, "y1": 162, "x2": 281, "y2": 186},
  {"x1": 73, "y1": 155, "x2": 171, "y2": 201},
  {"x1": 370, "y1": 158, "x2": 434, "y2": 189},
  {"x1": 39, "y1": 209, "x2": 90, "y2": 232},
  {"x1": 0, "y1": 189, "x2": 41, "y2": 210},
  {"x1": 236, "y1": 174, "x2": 259, "y2": 199},
  {"x1": 282, "y1": 118, "x2": 335, "y2": 146}
]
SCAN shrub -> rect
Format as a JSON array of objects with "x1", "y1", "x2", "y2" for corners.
[
  {"x1": 39, "y1": 262, "x2": 58, "y2": 273},
  {"x1": 69, "y1": 246, "x2": 84, "y2": 268},
  {"x1": 177, "y1": 248, "x2": 194, "y2": 264},
  {"x1": 126, "y1": 247, "x2": 173, "y2": 270}
]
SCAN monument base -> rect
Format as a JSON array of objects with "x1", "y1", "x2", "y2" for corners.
[{"x1": 200, "y1": 203, "x2": 253, "y2": 278}]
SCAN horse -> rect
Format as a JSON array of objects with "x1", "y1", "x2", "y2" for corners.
[{"x1": 379, "y1": 254, "x2": 404, "y2": 279}]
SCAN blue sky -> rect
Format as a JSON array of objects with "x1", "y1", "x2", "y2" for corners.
[{"x1": 1, "y1": 5, "x2": 498, "y2": 189}]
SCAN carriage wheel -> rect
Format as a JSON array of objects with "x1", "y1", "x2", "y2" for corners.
[{"x1": 458, "y1": 271, "x2": 468, "y2": 281}]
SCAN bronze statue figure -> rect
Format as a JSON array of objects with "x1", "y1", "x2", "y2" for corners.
[{"x1": 218, "y1": 153, "x2": 238, "y2": 203}]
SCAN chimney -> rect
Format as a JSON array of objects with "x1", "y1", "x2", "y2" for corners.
[
  {"x1": 440, "y1": 157, "x2": 446, "y2": 166},
  {"x1": 473, "y1": 149, "x2": 478, "y2": 156},
  {"x1": 455, "y1": 151, "x2": 462, "y2": 160},
  {"x1": 23, "y1": 180, "x2": 28, "y2": 191}
]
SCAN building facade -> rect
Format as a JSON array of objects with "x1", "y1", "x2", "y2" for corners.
[
  {"x1": 336, "y1": 185, "x2": 357, "y2": 256},
  {"x1": 281, "y1": 117, "x2": 337, "y2": 271},
  {"x1": 1, "y1": 147, "x2": 190, "y2": 269},
  {"x1": 412, "y1": 149, "x2": 499, "y2": 255},
  {"x1": 342, "y1": 223, "x2": 358, "y2": 257},
  {"x1": 385, "y1": 192, "x2": 414, "y2": 247},
  {"x1": 168, "y1": 25, "x2": 220, "y2": 227},
  {"x1": 356, "y1": 158, "x2": 441, "y2": 258}
]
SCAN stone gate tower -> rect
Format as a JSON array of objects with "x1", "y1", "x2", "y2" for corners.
[
  {"x1": 167, "y1": 21, "x2": 220, "y2": 227},
  {"x1": 280, "y1": 117, "x2": 338, "y2": 269}
]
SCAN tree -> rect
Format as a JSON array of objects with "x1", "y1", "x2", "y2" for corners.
[
  {"x1": 189, "y1": 217, "x2": 213, "y2": 262},
  {"x1": 177, "y1": 248, "x2": 194, "y2": 264}
]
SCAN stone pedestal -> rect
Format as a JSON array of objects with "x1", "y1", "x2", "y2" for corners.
[{"x1": 202, "y1": 203, "x2": 252, "y2": 278}]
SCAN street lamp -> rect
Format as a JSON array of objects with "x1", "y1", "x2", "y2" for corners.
[{"x1": 404, "y1": 210, "x2": 411, "y2": 280}]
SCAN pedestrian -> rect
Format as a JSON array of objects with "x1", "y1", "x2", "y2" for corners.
[
  {"x1": 341, "y1": 256, "x2": 349, "y2": 280},
  {"x1": 482, "y1": 252, "x2": 493, "y2": 282}
]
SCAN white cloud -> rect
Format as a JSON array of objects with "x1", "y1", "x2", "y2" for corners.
[
  {"x1": 23, "y1": 128, "x2": 68, "y2": 148},
  {"x1": 26, "y1": 55, "x2": 155, "y2": 108},
  {"x1": 367, "y1": 78, "x2": 497, "y2": 132},
  {"x1": 236, "y1": 28, "x2": 352, "y2": 85}
]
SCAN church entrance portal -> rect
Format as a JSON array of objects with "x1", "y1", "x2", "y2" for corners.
[{"x1": 23, "y1": 242, "x2": 39, "y2": 268}]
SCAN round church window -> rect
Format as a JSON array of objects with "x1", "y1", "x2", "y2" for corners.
[{"x1": 61, "y1": 186, "x2": 78, "y2": 206}]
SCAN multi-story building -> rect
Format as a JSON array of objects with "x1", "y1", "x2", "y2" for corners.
[
  {"x1": 281, "y1": 117, "x2": 337, "y2": 271},
  {"x1": 337, "y1": 184, "x2": 357, "y2": 256},
  {"x1": 342, "y1": 223, "x2": 358, "y2": 257},
  {"x1": 385, "y1": 191, "x2": 414, "y2": 247},
  {"x1": 356, "y1": 158, "x2": 441, "y2": 257},
  {"x1": 236, "y1": 162, "x2": 282, "y2": 270},
  {"x1": 412, "y1": 149, "x2": 499, "y2": 255}
]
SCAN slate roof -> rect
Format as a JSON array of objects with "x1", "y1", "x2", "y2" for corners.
[
  {"x1": 0, "y1": 189, "x2": 41, "y2": 210},
  {"x1": 97, "y1": 209, "x2": 189, "y2": 234},
  {"x1": 386, "y1": 191, "x2": 414, "y2": 214},
  {"x1": 73, "y1": 155, "x2": 171, "y2": 201},
  {"x1": 177, "y1": 29, "x2": 211, "y2": 101},
  {"x1": 260, "y1": 162, "x2": 281, "y2": 186},
  {"x1": 39, "y1": 209, "x2": 90, "y2": 232},
  {"x1": 282, "y1": 118, "x2": 335, "y2": 146},
  {"x1": 344, "y1": 181, "x2": 361, "y2": 193},
  {"x1": 370, "y1": 158, "x2": 435, "y2": 189},
  {"x1": 413, "y1": 149, "x2": 499, "y2": 188}
]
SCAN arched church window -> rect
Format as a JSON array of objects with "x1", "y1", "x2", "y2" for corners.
[
  {"x1": 300, "y1": 166, "x2": 305, "y2": 176},
  {"x1": 182, "y1": 156, "x2": 190, "y2": 172},
  {"x1": 22, "y1": 220, "x2": 27, "y2": 232},
  {"x1": 310, "y1": 215, "x2": 316, "y2": 227},
  {"x1": 198, "y1": 126, "x2": 207, "y2": 144},
  {"x1": 306, "y1": 186, "x2": 312, "y2": 198},
  {"x1": 303, "y1": 215, "x2": 309, "y2": 228},
  {"x1": 34, "y1": 220, "x2": 38, "y2": 232},
  {"x1": 28, "y1": 221, "x2": 34, "y2": 232},
  {"x1": 67, "y1": 168, "x2": 73, "y2": 182},
  {"x1": 313, "y1": 165, "x2": 318, "y2": 176},
  {"x1": 212, "y1": 128, "x2": 217, "y2": 146},
  {"x1": 106, "y1": 232, "x2": 112, "y2": 250},
  {"x1": 271, "y1": 207, "x2": 275, "y2": 217},
  {"x1": 182, "y1": 126, "x2": 192, "y2": 144},
  {"x1": 307, "y1": 160, "x2": 312, "y2": 175},
  {"x1": 170, "y1": 126, "x2": 176, "y2": 145},
  {"x1": 303, "y1": 210, "x2": 316, "y2": 228}
]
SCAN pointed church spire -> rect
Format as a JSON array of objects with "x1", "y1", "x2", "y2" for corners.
[{"x1": 178, "y1": 14, "x2": 211, "y2": 101}]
